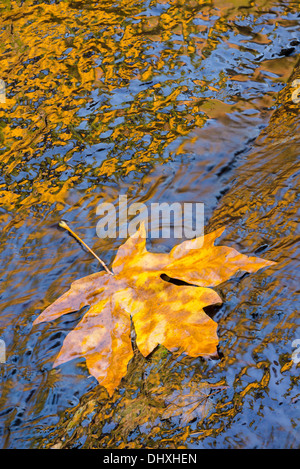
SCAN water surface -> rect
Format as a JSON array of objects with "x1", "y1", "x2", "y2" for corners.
[{"x1": 0, "y1": 0, "x2": 299, "y2": 449}]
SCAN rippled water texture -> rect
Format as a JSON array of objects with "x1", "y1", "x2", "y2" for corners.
[{"x1": 0, "y1": 0, "x2": 299, "y2": 449}]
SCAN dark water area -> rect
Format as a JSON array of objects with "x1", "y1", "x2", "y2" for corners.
[{"x1": 0, "y1": 0, "x2": 299, "y2": 449}]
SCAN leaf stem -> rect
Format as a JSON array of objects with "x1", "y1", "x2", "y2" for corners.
[{"x1": 59, "y1": 220, "x2": 113, "y2": 276}]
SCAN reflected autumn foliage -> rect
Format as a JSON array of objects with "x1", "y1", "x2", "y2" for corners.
[
  {"x1": 0, "y1": 0, "x2": 299, "y2": 212},
  {"x1": 0, "y1": 0, "x2": 299, "y2": 450}
]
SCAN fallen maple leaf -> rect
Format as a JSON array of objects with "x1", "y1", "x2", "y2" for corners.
[
  {"x1": 161, "y1": 383, "x2": 214, "y2": 425},
  {"x1": 33, "y1": 224, "x2": 275, "y2": 396}
]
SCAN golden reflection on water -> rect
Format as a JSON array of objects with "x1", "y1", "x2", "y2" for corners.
[
  {"x1": 0, "y1": 0, "x2": 299, "y2": 213},
  {"x1": 0, "y1": 0, "x2": 299, "y2": 450}
]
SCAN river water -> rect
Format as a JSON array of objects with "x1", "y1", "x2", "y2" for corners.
[{"x1": 0, "y1": 0, "x2": 299, "y2": 449}]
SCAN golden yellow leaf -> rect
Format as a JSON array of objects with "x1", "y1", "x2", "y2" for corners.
[{"x1": 33, "y1": 224, "x2": 275, "y2": 395}]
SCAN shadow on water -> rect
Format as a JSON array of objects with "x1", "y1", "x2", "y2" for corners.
[{"x1": 0, "y1": 0, "x2": 299, "y2": 449}]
